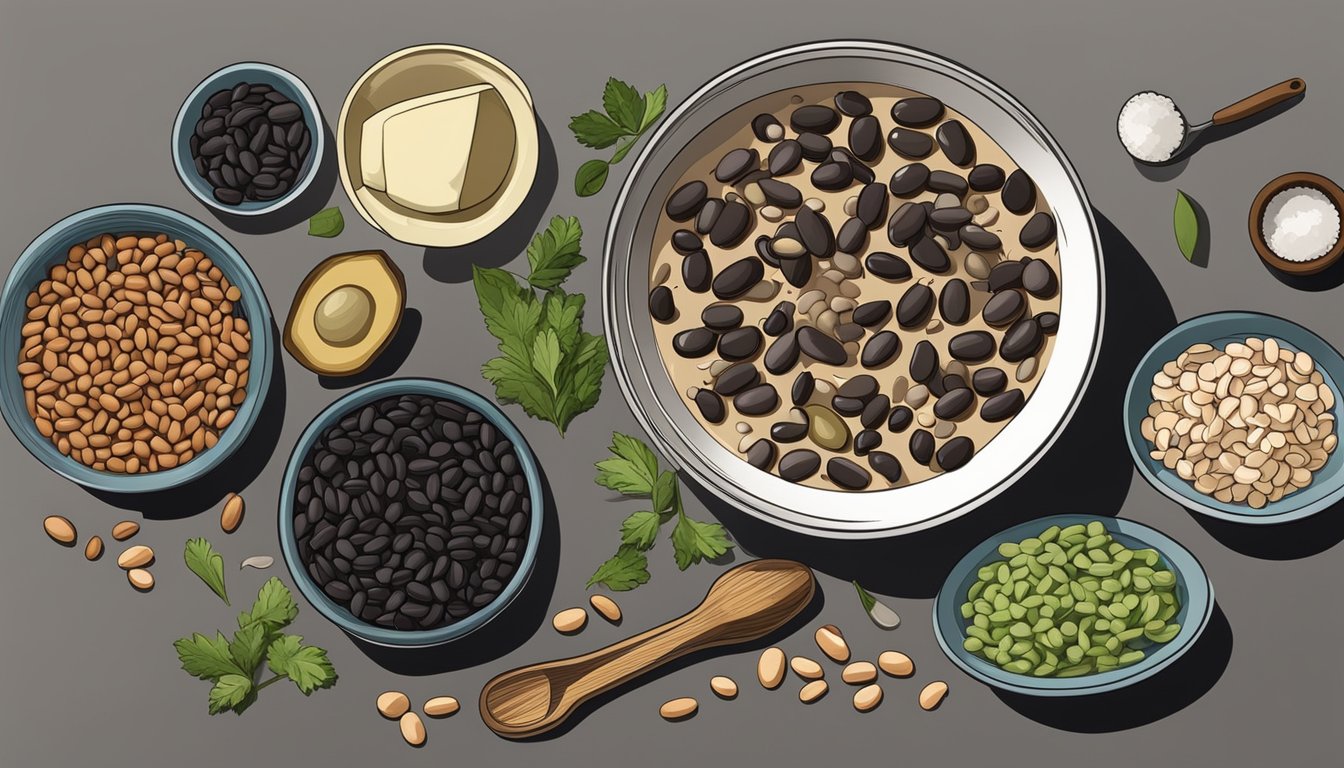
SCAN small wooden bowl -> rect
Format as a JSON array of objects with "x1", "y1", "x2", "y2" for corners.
[{"x1": 1249, "y1": 171, "x2": 1344, "y2": 275}]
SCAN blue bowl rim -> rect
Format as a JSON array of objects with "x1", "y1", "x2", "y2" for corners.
[
  {"x1": 0, "y1": 202, "x2": 274, "y2": 493},
  {"x1": 171, "y1": 61, "x2": 326, "y2": 217},
  {"x1": 277, "y1": 377, "x2": 546, "y2": 648},
  {"x1": 932, "y1": 514, "x2": 1214, "y2": 697},
  {"x1": 1123, "y1": 310, "x2": 1344, "y2": 524}
]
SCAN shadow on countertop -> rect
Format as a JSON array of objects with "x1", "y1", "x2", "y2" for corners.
[
  {"x1": 421, "y1": 121, "x2": 559, "y2": 284},
  {"x1": 350, "y1": 465, "x2": 561, "y2": 675},
  {"x1": 1261, "y1": 249, "x2": 1344, "y2": 292},
  {"x1": 318, "y1": 308, "x2": 422, "y2": 390},
  {"x1": 85, "y1": 319, "x2": 288, "y2": 519},
  {"x1": 1191, "y1": 504, "x2": 1344, "y2": 559},
  {"x1": 203, "y1": 121, "x2": 341, "y2": 236},
  {"x1": 697, "y1": 211, "x2": 1178, "y2": 599},
  {"x1": 995, "y1": 602, "x2": 1233, "y2": 732}
]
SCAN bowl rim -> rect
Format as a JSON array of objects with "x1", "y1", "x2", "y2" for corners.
[
  {"x1": 1123, "y1": 310, "x2": 1344, "y2": 523},
  {"x1": 932, "y1": 514, "x2": 1214, "y2": 697},
  {"x1": 0, "y1": 202, "x2": 274, "y2": 492},
  {"x1": 1248, "y1": 171, "x2": 1344, "y2": 276},
  {"x1": 171, "y1": 61, "x2": 327, "y2": 217},
  {"x1": 602, "y1": 39, "x2": 1105, "y2": 539},
  {"x1": 276, "y1": 377, "x2": 545, "y2": 648},
  {"x1": 334, "y1": 43, "x2": 539, "y2": 248}
]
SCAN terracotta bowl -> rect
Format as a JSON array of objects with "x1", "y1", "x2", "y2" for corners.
[{"x1": 1249, "y1": 171, "x2": 1344, "y2": 276}]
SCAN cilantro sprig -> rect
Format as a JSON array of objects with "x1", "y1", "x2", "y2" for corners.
[
  {"x1": 474, "y1": 216, "x2": 608, "y2": 436},
  {"x1": 174, "y1": 575, "x2": 336, "y2": 715},
  {"x1": 588, "y1": 433, "x2": 732, "y2": 591},
  {"x1": 569, "y1": 78, "x2": 668, "y2": 196}
]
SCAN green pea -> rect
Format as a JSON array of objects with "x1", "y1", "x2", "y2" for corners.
[
  {"x1": 1145, "y1": 623, "x2": 1182, "y2": 643},
  {"x1": 1033, "y1": 663, "x2": 1057, "y2": 676},
  {"x1": 988, "y1": 610, "x2": 1012, "y2": 623},
  {"x1": 1074, "y1": 553, "x2": 1093, "y2": 569},
  {"x1": 1009, "y1": 603, "x2": 1027, "y2": 620},
  {"x1": 1116, "y1": 627, "x2": 1144, "y2": 643},
  {"x1": 998, "y1": 541, "x2": 1021, "y2": 558},
  {"x1": 973, "y1": 614, "x2": 990, "y2": 630},
  {"x1": 1002, "y1": 659, "x2": 1033, "y2": 674},
  {"x1": 1086, "y1": 521, "x2": 1105, "y2": 536},
  {"x1": 964, "y1": 637, "x2": 985, "y2": 652},
  {"x1": 1152, "y1": 570, "x2": 1176, "y2": 588},
  {"x1": 997, "y1": 563, "x2": 1011, "y2": 584},
  {"x1": 1010, "y1": 622, "x2": 1033, "y2": 638},
  {"x1": 1058, "y1": 664, "x2": 1094, "y2": 677},
  {"x1": 1118, "y1": 650, "x2": 1145, "y2": 666},
  {"x1": 968, "y1": 580, "x2": 986, "y2": 600},
  {"x1": 1040, "y1": 525, "x2": 1061, "y2": 543},
  {"x1": 1020, "y1": 537, "x2": 1043, "y2": 555},
  {"x1": 1088, "y1": 563, "x2": 1116, "y2": 577}
]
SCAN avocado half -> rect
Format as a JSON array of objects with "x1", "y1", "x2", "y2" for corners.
[{"x1": 284, "y1": 251, "x2": 406, "y2": 376}]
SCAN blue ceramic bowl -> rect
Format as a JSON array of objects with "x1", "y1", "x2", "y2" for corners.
[
  {"x1": 171, "y1": 62, "x2": 326, "y2": 216},
  {"x1": 933, "y1": 514, "x2": 1213, "y2": 697},
  {"x1": 1124, "y1": 311, "x2": 1344, "y2": 524},
  {"x1": 0, "y1": 204, "x2": 274, "y2": 492},
  {"x1": 277, "y1": 378, "x2": 545, "y2": 648}
]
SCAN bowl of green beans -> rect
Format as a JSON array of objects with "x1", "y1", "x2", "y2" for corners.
[{"x1": 933, "y1": 515, "x2": 1213, "y2": 696}]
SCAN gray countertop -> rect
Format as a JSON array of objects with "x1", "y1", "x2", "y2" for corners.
[{"x1": 2, "y1": 0, "x2": 1340, "y2": 764}]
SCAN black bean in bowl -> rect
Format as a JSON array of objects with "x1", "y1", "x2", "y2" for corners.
[
  {"x1": 291, "y1": 393, "x2": 532, "y2": 632},
  {"x1": 190, "y1": 82, "x2": 313, "y2": 205}
]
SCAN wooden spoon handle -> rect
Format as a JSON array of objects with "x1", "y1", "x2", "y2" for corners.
[
  {"x1": 1212, "y1": 78, "x2": 1305, "y2": 125},
  {"x1": 480, "y1": 559, "x2": 814, "y2": 738}
]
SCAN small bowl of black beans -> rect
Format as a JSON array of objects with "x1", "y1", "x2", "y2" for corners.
[
  {"x1": 278, "y1": 378, "x2": 544, "y2": 648},
  {"x1": 172, "y1": 62, "x2": 325, "y2": 216}
]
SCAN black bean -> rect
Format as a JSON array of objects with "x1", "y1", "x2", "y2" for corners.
[
  {"x1": 861, "y1": 331, "x2": 900, "y2": 368},
  {"x1": 790, "y1": 371, "x2": 815, "y2": 406},
  {"x1": 848, "y1": 115, "x2": 883, "y2": 161},
  {"x1": 887, "y1": 405, "x2": 914, "y2": 433},
  {"x1": 768, "y1": 140, "x2": 803, "y2": 175},
  {"x1": 682, "y1": 251, "x2": 713, "y2": 293},
  {"x1": 758, "y1": 178, "x2": 802, "y2": 209},
  {"x1": 934, "y1": 388, "x2": 975, "y2": 420},
  {"x1": 709, "y1": 200, "x2": 752, "y2": 248},
  {"x1": 930, "y1": 207, "x2": 972, "y2": 231},
  {"x1": 865, "y1": 252, "x2": 912, "y2": 282},
  {"x1": 1037, "y1": 312, "x2": 1060, "y2": 335},
  {"x1": 778, "y1": 251, "x2": 812, "y2": 288},
  {"x1": 1022, "y1": 260, "x2": 1059, "y2": 299},
  {"x1": 753, "y1": 235, "x2": 780, "y2": 269},
  {"x1": 911, "y1": 237, "x2": 951, "y2": 273},
  {"x1": 690, "y1": 388, "x2": 724, "y2": 425},
  {"x1": 981, "y1": 390, "x2": 1026, "y2": 422},
  {"x1": 712, "y1": 257, "x2": 763, "y2": 300},
  {"x1": 752, "y1": 113, "x2": 785, "y2": 142},
  {"x1": 934, "y1": 279, "x2": 968, "y2": 326},
  {"x1": 972, "y1": 368, "x2": 1008, "y2": 396},
  {"x1": 968, "y1": 164, "x2": 1005, "y2": 191},
  {"x1": 860, "y1": 395, "x2": 891, "y2": 429},
  {"x1": 1002, "y1": 169, "x2": 1037, "y2": 214},
  {"x1": 949, "y1": 331, "x2": 997, "y2": 362},
  {"x1": 671, "y1": 229, "x2": 702, "y2": 255},
  {"x1": 812, "y1": 162, "x2": 853, "y2": 191},
  {"x1": 267, "y1": 102, "x2": 302, "y2": 123},
  {"x1": 794, "y1": 205, "x2": 835, "y2": 258},
  {"x1": 779, "y1": 449, "x2": 821, "y2": 482},
  {"x1": 854, "y1": 430, "x2": 883, "y2": 457},
  {"x1": 695, "y1": 198, "x2": 725, "y2": 235},
  {"x1": 733, "y1": 384, "x2": 779, "y2": 416},
  {"x1": 702, "y1": 304, "x2": 743, "y2": 331},
  {"x1": 937, "y1": 436, "x2": 975, "y2": 471},
  {"x1": 927, "y1": 171, "x2": 968, "y2": 196},
  {"x1": 832, "y1": 396, "x2": 865, "y2": 417},
  {"x1": 982, "y1": 290, "x2": 1025, "y2": 327},
  {"x1": 887, "y1": 202, "x2": 926, "y2": 247},
  {"x1": 713, "y1": 363, "x2": 760, "y2": 397},
  {"x1": 796, "y1": 132, "x2": 832, "y2": 161},
  {"x1": 909, "y1": 429, "x2": 935, "y2": 465},
  {"x1": 715, "y1": 147, "x2": 759, "y2": 183},
  {"x1": 740, "y1": 438, "x2": 775, "y2": 471},
  {"x1": 764, "y1": 301, "x2": 795, "y2": 337},
  {"x1": 868, "y1": 451, "x2": 903, "y2": 482},
  {"x1": 959, "y1": 225, "x2": 1002, "y2": 252},
  {"x1": 889, "y1": 163, "x2": 930, "y2": 196},
  {"x1": 935, "y1": 120, "x2": 975, "y2": 166},
  {"x1": 717, "y1": 327, "x2": 763, "y2": 361},
  {"x1": 666, "y1": 180, "x2": 708, "y2": 220},
  {"x1": 897, "y1": 284, "x2": 936, "y2": 328},
  {"x1": 764, "y1": 331, "x2": 801, "y2": 374},
  {"x1": 826, "y1": 457, "x2": 872, "y2": 490},
  {"x1": 887, "y1": 129, "x2": 932, "y2": 158},
  {"x1": 836, "y1": 217, "x2": 868, "y2": 254},
  {"x1": 854, "y1": 183, "x2": 888, "y2": 230},
  {"x1": 791, "y1": 104, "x2": 840, "y2": 134},
  {"x1": 891, "y1": 97, "x2": 944, "y2": 127},
  {"x1": 999, "y1": 317, "x2": 1044, "y2": 362},
  {"x1": 1020, "y1": 212, "x2": 1057, "y2": 250},
  {"x1": 771, "y1": 421, "x2": 809, "y2": 443},
  {"x1": 988, "y1": 259, "x2": 1026, "y2": 292},
  {"x1": 836, "y1": 374, "x2": 877, "y2": 401},
  {"x1": 797, "y1": 327, "x2": 847, "y2": 365},
  {"x1": 910, "y1": 340, "x2": 939, "y2": 383},
  {"x1": 852, "y1": 300, "x2": 891, "y2": 327},
  {"x1": 213, "y1": 188, "x2": 243, "y2": 205},
  {"x1": 673, "y1": 327, "x2": 718, "y2": 358},
  {"x1": 834, "y1": 90, "x2": 872, "y2": 116},
  {"x1": 649, "y1": 286, "x2": 676, "y2": 323}
]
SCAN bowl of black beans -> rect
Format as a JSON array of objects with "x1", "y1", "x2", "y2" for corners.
[
  {"x1": 172, "y1": 62, "x2": 325, "y2": 215},
  {"x1": 278, "y1": 378, "x2": 544, "y2": 647}
]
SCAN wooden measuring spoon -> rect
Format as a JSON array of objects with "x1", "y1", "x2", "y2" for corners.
[{"x1": 479, "y1": 559, "x2": 815, "y2": 738}]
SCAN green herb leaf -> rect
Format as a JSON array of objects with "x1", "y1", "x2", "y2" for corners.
[
  {"x1": 238, "y1": 577, "x2": 298, "y2": 633},
  {"x1": 541, "y1": 289, "x2": 586, "y2": 350},
  {"x1": 1174, "y1": 190, "x2": 1200, "y2": 262},
  {"x1": 575, "y1": 159, "x2": 610, "y2": 197},
  {"x1": 603, "y1": 78, "x2": 647, "y2": 133},
  {"x1": 640, "y1": 84, "x2": 668, "y2": 132},
  {"x1": 532, "y1": 329, "x2": 563, "y2": 397},
  {"x1": 208, "y1": 674, "x2": 253, "y2": 715},
  {"x1": 670, "y1": 514, "x2": 732, "y2": 570},
  {"x1": 620, "y1": 510, "x2": 662, "y2": 550},
  {"x1": 175, "y1": 632, "x2": 246, "y2": 681},
  {"x1": 587, "y1": 546, "x2": 651, "y2": 591},
  {"x1": 184, "y1": 538, "x2": 229, "y2": 605},
  {"x1": 595, "y1": 433, "x2": 661, "y2": 495},
  {"x1": 267, "y1": 635, "x2": 337, "y2": 694},
  {"x1": 569, "y1": 110, "x2": 627, "y2": 149},
  {"x1": 853, "y1": 581, "x2": 877, "y2": 613},
  {"x1": 307, "y1": 207, "x2": 344, "y2": 238},
  {"x1": 526, "y1": 216, "x2": 585, "y2": 290},
  {"x1": 228, "y1": 623, "x2": 269, "y2": 674},
  {"x1": 651, "y1": 470, "x2": 678, "y2": 516}
]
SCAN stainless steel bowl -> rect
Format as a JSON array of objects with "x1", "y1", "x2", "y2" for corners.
[{"x1": 603, "y1": 41, "x2": 1104, "y2": 539}]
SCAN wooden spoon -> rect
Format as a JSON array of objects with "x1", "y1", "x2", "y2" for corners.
[{"x1": 479, "y1": 559, "x2": 815, "y2": 738}]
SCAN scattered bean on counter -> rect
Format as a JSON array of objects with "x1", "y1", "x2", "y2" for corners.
[
  {"x1": 43, "y1": 515, "x2": 76, "y2": 545},
  {"x1": 220, "y1": 492, "x2": 244, "y2": 533},
  {"x1": 919, "y1": 680, "x2": 949, "y2": 710},
  {"x1": 589, "y1": 594, "x2": 622, "y2": 623},
  {"x1": 799, "y1": 679, "x2": 829, "y2": 703},
  {"x1": 710, "y1": 675, "x2": 739, "y2": 699},
  {"x1": 660, "y1": 697, "x2": 698, "y2": 720},
  {"x1": 757, "y1": 647, "x2": 786, "y2": 689},
  {"x1": 553, "y1": 607, "x2": 588, "y2": 634},
  {"x1": 423, "y1": 696, "x2": 460, "y2": 718},
  {"x1": 111, "y1": 520, "x2": 140, "y2": 541},
  {"x1": 377, "y1": 691, "x2": 410, "y2": 719}
]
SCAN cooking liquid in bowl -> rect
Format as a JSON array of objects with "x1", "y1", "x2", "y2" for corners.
[{"x1": 648, "y1": 83, "x2": 1062, "y2": 490}]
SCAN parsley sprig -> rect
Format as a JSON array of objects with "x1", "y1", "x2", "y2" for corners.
[
  {"x1": 569, "y1": 78, "x2": 668, "y2": 196},
  {"x1": 174, "y1": 575, "x2": 336, "y2": 715},
  {"x1": 473, "y1": 216, "x2": 607, "y2": 436},
  {"x1": 588, "y1": 433, "x2": 733, "y2": 590}
]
